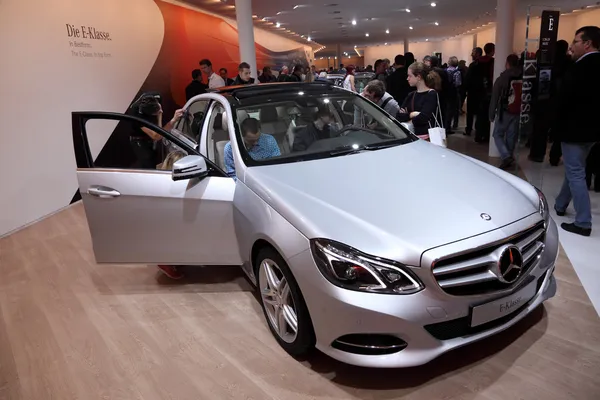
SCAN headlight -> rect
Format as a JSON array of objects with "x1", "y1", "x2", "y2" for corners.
[
  {"x1": 311, "y1": 239, "x2": 424, "y2": 294},
  {"x1": 535, "y1": 187, "x2": 549, "y2": 222}
]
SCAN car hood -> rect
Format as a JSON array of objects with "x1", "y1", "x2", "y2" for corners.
[{"x1": 245, "y1": 141, "x2": 538, "y2": 266}]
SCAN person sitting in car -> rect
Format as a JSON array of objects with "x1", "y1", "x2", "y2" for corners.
[
  {"x1": 224, "y1": 117, "x2": 280, "y2": 180},
  {"x1": 292, "y1": 107, "x2": 333, "y2": 152}
]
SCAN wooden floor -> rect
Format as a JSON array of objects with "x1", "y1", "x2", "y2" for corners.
[{"x1": 1, "y1": 138, "x2": 599, "y2": 400}]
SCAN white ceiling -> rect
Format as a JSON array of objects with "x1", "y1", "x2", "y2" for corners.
[{"x1": 186, "y1": 0, "x2": 598, "y2": 55}]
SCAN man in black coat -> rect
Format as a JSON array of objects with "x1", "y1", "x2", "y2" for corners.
[
  {"x1": 185, "y1": 69, "x2": 208, "y2": 101},
  {"x1": 386, "y1": 54, "x2": 411, "y2": 104},
  {"x1": 554, "y1": 26, "x2": 600, "y2": 236}
]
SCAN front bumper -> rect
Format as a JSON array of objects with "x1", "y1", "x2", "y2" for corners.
[{"x1": 289, "y1": 215, "x2": 558, "y2": 368}]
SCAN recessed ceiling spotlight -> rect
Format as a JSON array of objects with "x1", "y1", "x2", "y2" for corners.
[
  {"x1": 431, "y1": 2, "x2": 436, "y2": 7},
  {"x1": 307, "y1": 36, "x2": 312, "y2": 41},
  {"x1": 385, "y1": 42, "x2": 388, "y2": 45},
  {"x1": 293, "y1": 5, "x2": 300, "y2": 9},
  {"x1": 276, "y1": 22, "x2": 281, "y2": 27},
  {"x1": 426, "y1": 38, "x2": 429, "y2": 41},
  {"x1": 386, "y1": 29, "x2": 390, "y2": 34},
  {"x1": 406, "y1": 8, "x2": 411, "y2": 12},
  {"x1": 365, "y1": 33, "x2": 369, "y2": 37},
  {"x1": 352, "y1": 19, "x2": 357, "y2": 25},
  {"x1": 435, "y1": 22, "x2": 439, "y2": 26},
  {"x1": 409, "y1": 26, "x2": 414, "y2": 30},
  {"x1": 277, "y1": 11, "x2": 282, "y2": 15}
]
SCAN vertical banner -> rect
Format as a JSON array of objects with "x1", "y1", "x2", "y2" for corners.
[{"x1": 537, "y1": 10, "x2": 560, "y2": 100}]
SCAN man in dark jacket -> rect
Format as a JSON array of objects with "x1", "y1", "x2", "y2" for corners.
[
  {"x1": 292, "y1": 107, "x2": 333, "y2": 152},
  {"x1": 464, "y1": 47, "x2": 483, "y2": 136},
  {"x1": 386, "y1": 54, "x2": 411, "y2": 104},
  {"x1": 471, "y1": 43, "x2": 495, "y2": 142},
  {"x1": 232, "y1": 62, "x2": 255, "y2": 85},
  {"x1": 489, "y1": 54, "x2": 522, "y2": 169},
  {"x1": 554, "y1": 26, "x2": 600, "y2": 236},
  {"x1": 185, "y1": 69, "x2": 208, "y2": 101}
]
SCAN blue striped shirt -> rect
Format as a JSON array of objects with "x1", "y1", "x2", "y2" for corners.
[{"x1": 224, "y1": 133, "x2": 281, "y2": 179}]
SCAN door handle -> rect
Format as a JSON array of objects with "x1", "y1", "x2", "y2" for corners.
[{"x1": 87, "y1": 186, "x2": 120, "y2": 198}]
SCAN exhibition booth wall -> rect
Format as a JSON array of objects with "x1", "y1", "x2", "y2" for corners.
[
  {"x1": 364, "y1": 7, "x2": 600, "y2": 65},
  {"x1": 0, "y1": 0, "x2": 314, "y2": 237}
]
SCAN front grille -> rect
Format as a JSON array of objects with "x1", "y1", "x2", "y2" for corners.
[
  {"x1": 432, "y1": 221, "x2": 546, "y2": 296},
  {"x1": 424, "y1": 273, "x2": 546, "y2": 341}
]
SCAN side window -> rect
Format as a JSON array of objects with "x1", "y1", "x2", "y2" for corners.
[
  {"x1": 85, "y1": 118, "x2": 188, "y2": 171},
  {"x1": 205, "y1": 104, "x2": 229, "y2": 170},
  {"x1": 177, "y1": 99, "x2": 210, "y2": 142}
]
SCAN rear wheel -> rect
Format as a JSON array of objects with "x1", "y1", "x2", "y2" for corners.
[{"x1": 256, "y1": 247, "x2": 315, "y2": 357}]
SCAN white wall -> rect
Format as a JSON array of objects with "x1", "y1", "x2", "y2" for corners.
[
  {"x1": 364, "y1": 8, "x2": 600, "y2": 66},
  {"x1": 0, "y1": 0, "x2": 165, "y2": 237},
  {"x1": 0, "y1": 0, "x2": 313, "y2": 236}
]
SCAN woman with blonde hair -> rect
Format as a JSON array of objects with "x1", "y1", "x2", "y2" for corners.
[{"x1": 396, "y1": 62, "x2": 442, "y2": 140}]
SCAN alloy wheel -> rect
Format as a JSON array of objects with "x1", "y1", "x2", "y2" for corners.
[{"x1": 258, "y1": 258, "x2": 298, "y2": 343}]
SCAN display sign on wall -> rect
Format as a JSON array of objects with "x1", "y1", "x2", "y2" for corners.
[{"x1": 537, "y1": 10, "x2": 560, "y2": 100}]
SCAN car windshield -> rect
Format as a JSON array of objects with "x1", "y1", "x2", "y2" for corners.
[{"x1": 231, "y1": 85, "x2": 415, "y2": 167}]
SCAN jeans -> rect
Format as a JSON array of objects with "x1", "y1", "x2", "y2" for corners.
[
  {"x1": 555, "y1": 142, "x2": 595, "y2": 229},
  {"x1": 493, "y1": 112, "x2": 520, "y2": 160}
]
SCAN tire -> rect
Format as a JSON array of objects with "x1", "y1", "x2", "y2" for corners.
[{"x1": 255, "y1": 246, "x2": 315, "y2": 357}]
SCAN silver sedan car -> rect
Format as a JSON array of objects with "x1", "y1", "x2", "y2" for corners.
[{"x1": 73, "y1": 82, "x2": 558, "y2": 368}]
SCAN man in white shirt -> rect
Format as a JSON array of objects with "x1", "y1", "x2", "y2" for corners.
[{"x1": 199, "y1": 59, "x2": 225, "y2": 89}]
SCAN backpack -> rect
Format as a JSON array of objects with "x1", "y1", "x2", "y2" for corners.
[{"x1": 504, "y1": 77, "x2": 523, "y2": 114}]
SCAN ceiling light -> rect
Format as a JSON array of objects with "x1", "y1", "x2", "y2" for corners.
[
  {"x1": 277, "y1": 11, "x2": 282, "y2": 15},
  {"x1": 409, "y1": 26, "x2": 413, "y2": 30},
  {"x1": 307, "y1": 36, "x2": 312, "y2": 41},
  {"x1": 276, "y1": 22, "x2": 281, "y2": 27},
  {"x1": 365, "y1": 33, "x2": 369, "y2": 37},
  {"x1": 426, "y1": 38, "x2": 429, "y2": 41},
  {"x1": 435, "y1": 22, "x2": 439, "y2": 26},
  {"x1": 386, "y1": 29, "x2": 390, "y2": 34},
  {"x1": 406, "y1": 8, "x2": 411, "y2": 12},
  {"x1": 293, "y1": 5, "x2": 300, "y2": 9},
  {"x1": 431, "y1": 2, "x2": 436, "y2": 6},
  {"x1": 385, "y1": 42, "x2": 388, "y2": 45},
  {"x1": 352, "y1": 19, "x2": 357, "y2": 25}
]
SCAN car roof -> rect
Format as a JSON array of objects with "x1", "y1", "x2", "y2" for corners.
[{"x1": 208, "y1": 81, "x2": 343, "y2": 105}]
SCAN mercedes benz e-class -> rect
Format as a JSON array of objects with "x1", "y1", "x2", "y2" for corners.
[{"x1": 72, "y1": 82, "x2": 558, "y2": 368}]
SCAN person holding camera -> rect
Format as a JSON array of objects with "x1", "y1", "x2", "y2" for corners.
[{"x1": 129, "y1": 93, "x2": 183, "y2": 169}]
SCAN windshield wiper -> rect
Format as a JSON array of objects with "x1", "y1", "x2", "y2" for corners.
[{"x1": 329, "y1": 141, "x2": 403, "y2": 156}]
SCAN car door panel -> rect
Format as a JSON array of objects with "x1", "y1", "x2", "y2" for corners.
[
  {"x1": 72, "y1": 108, "x2": 241, "y2": 267},
  {"x1": 78, "y1": 169, "x2": 241, "y2": 265}
]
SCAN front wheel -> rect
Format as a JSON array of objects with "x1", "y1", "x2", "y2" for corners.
[{"x1": 256, "y1": 247, "x2": 315, "y2": 357}]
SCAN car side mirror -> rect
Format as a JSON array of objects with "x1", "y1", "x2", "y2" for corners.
[{"x1": 172, "y1": 155, "x2": 208, "y2": 181}]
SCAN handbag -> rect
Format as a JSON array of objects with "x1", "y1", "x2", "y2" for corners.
[{"x1": 428, "y1": 92, "x2": 447, "y2": 147}]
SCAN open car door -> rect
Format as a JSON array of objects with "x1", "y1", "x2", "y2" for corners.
[{"x1": 72, "y1": 110, "x2": 242, "y2": 266}]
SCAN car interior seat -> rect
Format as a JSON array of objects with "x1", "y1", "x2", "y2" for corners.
[
  {"x1": 215, "y1": 112, "x2": 229, "y2": 171},
  {"x1": 259, "y1": 106, "x2": 290, "y2": 154}
]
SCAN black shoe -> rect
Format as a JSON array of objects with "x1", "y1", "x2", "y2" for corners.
[
  {"x1": 561, "y1": 222, "x2": 591, "y2": 237},
  {"x1": 555, "y1": 210, "x2": 566, "y2": 216},
  {"x1": 499, "y1": 157, "x2": 515, "y2": 170}
]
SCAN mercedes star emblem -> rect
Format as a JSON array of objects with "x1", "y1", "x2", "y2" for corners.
[
  {"x1": 497, "y1": 245, "x2": 524, "y2": 284},
  {"x1": 480, "y1": 213, "x2": 492, "y2": 221}
]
